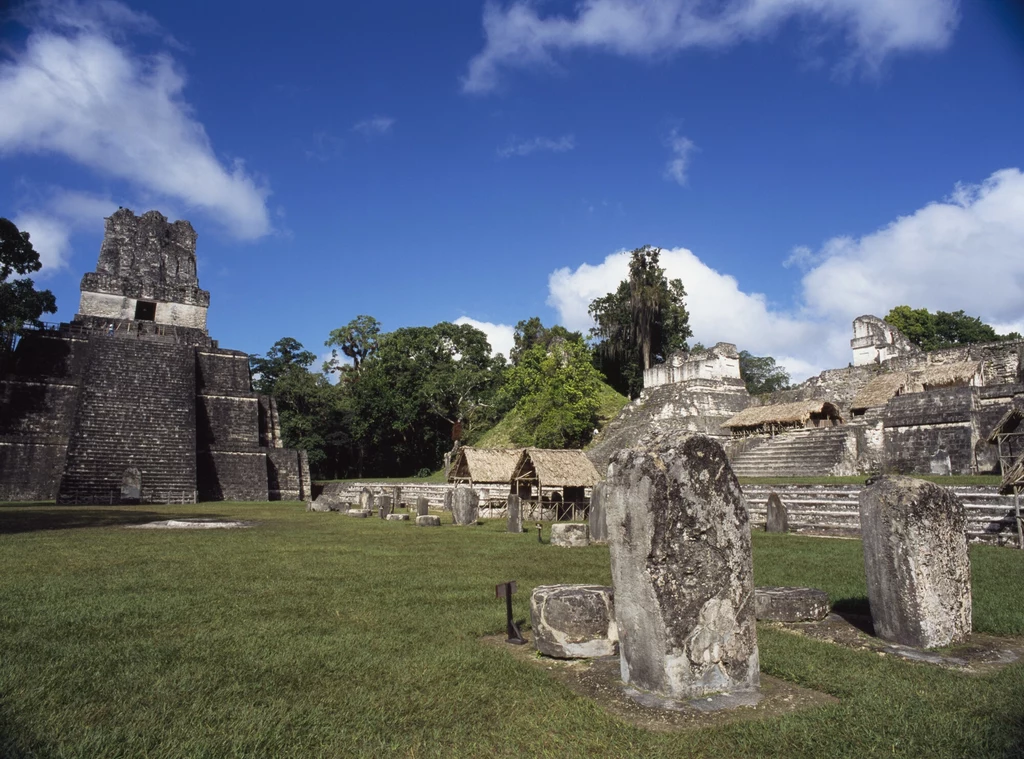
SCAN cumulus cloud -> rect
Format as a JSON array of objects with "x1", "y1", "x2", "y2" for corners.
[
  {"x1": 12, "y1": 188, "x2": 123, "y2": 271},
  {"x1": 463, "y1": 0, "x2": 959, "y2": 93},
  {"x1": 352, "y1": 116, "x2": 396, "y2": 136},
  {"x1": 454, "y1": 316, "x2": 516, "y2": 360},
  {"x1": 497, "y1": 134, "x2": 575, "y2": 158},
  {"x1": 0, "y1": 1, "x2": 271, "y2": 239},
  {"x1": 547, "y1": 167, "x2": 1024, "y2": 382},
  {"x1": 664, "y1": 130, "x2": 695, "y2": 185}
]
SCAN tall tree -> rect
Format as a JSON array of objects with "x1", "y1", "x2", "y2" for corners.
[
  {"x1": 738, "y1": 351, "x2": 791, "y2": 395},
  {"x1": 588, "y1": 245, "x2": 691, "y2": 398},
  {"x1": 249, "y1": 337, "x2": 316, "y2": 394},
  {"x1": 324, "y1": 314, "x2": 380, "y2": 377},
  {"x1": 0, "y1": 218, "x2": 57, "y2": 354},
  {"x1": 885, "y1": 305, "x2": 1019, "y2": 351},
  {"x1": 509, "y1": 316, "x2": 583, "y2": 365}
]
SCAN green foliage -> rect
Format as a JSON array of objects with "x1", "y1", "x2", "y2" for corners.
[
  {"x1": 509, "y1": 316, "x2": 583, "y2": 365},
  {"x1": 589, "y1": 245, "x2": 691, "y2": 398},
  {"x1": 739, "y1": 350, "x2": 791, "y2": 395},
  {"x1": 324, "y1": 314, "x2": 380, "y2": 377},
  {"x1": 497, "y1": 336, "x2": 605, "y2": 448},
  {"x1": 885, "y1": 305, "x2": 1017, "y2": 351},
  {"x1": 0, "y1": 218, "x2": 56, "y2": 353}
]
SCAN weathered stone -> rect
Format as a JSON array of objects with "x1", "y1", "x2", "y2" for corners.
[
  {"x1": 443, "y1": 490, "x2": 453, "y2": 512},
  {"x1": 550, "y1": 522, "x2": 589, "y2": 547},
  {"x1": 416, "y1": 497, "x2": 429, "y2": 516},
  {"x1": 507, "y1": 494, "x2": 523, "y2": 533},
  {"x1": 346, "y1": 509, "x2": 371, "y2": 518},
  {"x1": 754, "y1": 587, "x2": 829, "y2": 622},
  {"x1": 359, "y1": 488, "x2": 374, "y2": 511},
  {"x1": 588, "y1": 482, "x2": 607, "y2": 543},
  {"x1": 308, "y1": 499, "x2": 332, "y2": 512},
  {"x1": 377, "y1": 494, "x2": 393, "y2": 519},
  {"x1": 859, "y1": 476, "x2": 972, "y2": 648},
  {"x1": 530, "y1": 585, "x2": 618, "y2": 659},
  {"x1": 605, "y1": 433, "x2": 759, "y2": 699},
  {"x1": 392, "y1": 486, "x2": 402, "y2": 509},
  {"x1": 452, "y1": 488, "x2": 479, "y2": 525},
  {"x1": 386, "y1": 513, "x2": 409, "y2": 521},
  {"x1": 416, "y1": 515, "x2": 441, "y2": 527},
  {"x1": 765, "y1": 492, "x2": 789, "y2": 533}
]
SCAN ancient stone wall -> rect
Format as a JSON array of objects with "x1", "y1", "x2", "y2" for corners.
[
  {"x1": 267, "y1": 449, "x2": 304, "y2": 500},
  {"x1": 197, "y1": 450, "x2": 268, "y2": 501},
  {"x1": 883, "y1": 387, "x2": 975, "y2": 475},
  {"x1": 643, "y1": 342, "x2": 741, "y2": 389}
]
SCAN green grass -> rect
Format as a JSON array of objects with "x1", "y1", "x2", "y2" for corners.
[
  {"x1": 738, "y1": 474, "x2": 1003, "y2": 487},
  {"x1": 0, "y1": 503, "x2": 1021, "y2": 757}
]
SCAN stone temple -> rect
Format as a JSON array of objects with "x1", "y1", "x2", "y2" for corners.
[{"x1": 0, "y1": 209, "x2": 311, "y2": 504}]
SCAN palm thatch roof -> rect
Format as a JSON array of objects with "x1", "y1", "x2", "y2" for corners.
[
  {"x1": 999, "y1": 450, "x2": 1024, "y2": 495},
  {"x1": 721, "y1": 400, "x2": 843, "y2": 430},
  {"x1": 915, "y1": 361, "x2": 982, "y2": 390},
  {"x1": 512, "y1": 448, "x2": 601, "y2": 488},
  {"x1": 850, "y1": 372, "x2": 910, "y2": 413},
  {"x1": 447, "y1": 447, "x2": 523, "y2": 484},
  {"x1": 987, "y1": 396, "x2": 1024, "y2": 444}
]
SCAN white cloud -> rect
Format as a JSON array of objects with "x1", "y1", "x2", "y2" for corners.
[
  {"x1": 352, "y1": 116, "x2": 396, "y2": 136},
  {"x1": 463, "y1": 0, "x2": 959, "y2": 93},
  {"x1": 497, "y1": 134, "x2": 575, "y2": 158},
  {"x1": 664, "y1": 130, "x2": 695, "y2": 185},
  {"x1": 11, "y1": 211, "x2": 73, "y2": 272},
  {"x1": 454, "y1": 316, "x2": 516, "y2": 360},
  {"x1": 547, "y1": 168, "x2": 1024, "y2": 382},
  {"x1": 0, "y1": 2, "x2": 271, "y2": 239}
]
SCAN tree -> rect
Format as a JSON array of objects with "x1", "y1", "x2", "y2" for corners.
[
  {"x1": 509, "y1": 316, "x2": 583, "y2": 365},
  {"x1": 588, "y1": 245, "x2": 691, "y2": 398},
  {"x1": 249, "y1": 337, "x2": 316, "y2": 394},
  {"x1": 738, "y1": 351, "x2": 790, "y2": 395},
  {"x1": 0, "y1": 218, "x2": 56, "y2": 353},
  {"x1": 884, "y1": 306, "x2": 1017, "y2": 351},
  {"x1": 324, "y1": 314, "x2": 380, "y2": 377}
]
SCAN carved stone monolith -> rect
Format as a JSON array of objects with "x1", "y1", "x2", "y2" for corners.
[
  {"x1": 443, "y1": 490, "x2": 453, "y2": 512},
  {"x1": 377, "y1": 494, "x2": 393, "y2": 519},
  {"x1": 530, "y1": 585, "x2": 618, "y2": 659},
  {"x1": 588, "y1": 482, "x2": 607, "y2": 543},
  {"x1": 859, "y1": 476, "x2": 972, "y2": 648},
  {"x1": 452, "y1": 488, "x2": 479, "y2": 525},
  {"x1": 765, "y1": 492, "x2": 788, "y2": 533},
  {"x1": 507, "y1": 494, "x2": 523, "y2": 533},
  {"x1": 416, "y1": 497, "x2": 429, "y2": 517},
  {"x1": 605, "y1": 434, "x2": 759, "y2": 699},
  {"x1": 359, "y1": 488, "x2": 374, "y2": 511}
]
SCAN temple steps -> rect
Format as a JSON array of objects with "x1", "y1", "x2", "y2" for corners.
[{"x1": 729, "y1": 427, "x2": 850, "y2": 477}]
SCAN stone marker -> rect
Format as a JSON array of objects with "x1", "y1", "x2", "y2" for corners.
[
  {"x1": 530, "y1": 585, "x2": 618, "y2": 659},
  {"x1": 550, "y1": 523, "x2": 589, "y2": 547},
  {"x1": 416, "y1": 497, "x2": 429, "y2": 517},
  {"x1": 377, "y1": 494, "x2": 393, "y2": 519},
  {"x1": 416, "y1": 515, "x2": 441, "y2": 527},
  {"x1": 765, "y1": 492, "x2": 789, "y2": 533},
  {"x1": 346, "y1": 509, "x2": 371, "y2": 518},
  {"x1": 392, "y1": 486, "x2": 402, "y2": 509},
  {"x1": 859, "y1": 476, "x2": 972, "y2": 648},
  {"x1": 386, "y1": 513, "x2": 409, "y2": 521},
  {"x1": 443, "y1": 490, "x2": 453, "y2": 512},
  {"x1": 605, "y1": 433, "x2": 759, "y2": 699},
  {"x1": 359, "y1": 488, "x2": 374, "y2": 511},
  {"x1": 588, "y1": 482, "x2": 607, "y2": 543},
  {"x1": 452, "y1": 488, "x2": 480, "y2": 525},
  {"x1": 507, "y1": 494, "x2": 523, "y2": 533},
  {"x1": 308, "y1": 499, "x2": 331, "y2": 512},
  {"x1": 754, "y1": 587, "x2": 829, "y2": 622}
]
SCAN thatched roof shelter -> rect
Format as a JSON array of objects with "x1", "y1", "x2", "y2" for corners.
[
  {"x1": 722, "y1": 400, "x2": 843, "y2": 434},
  {"x1": 987, "y1": 395, "x2": 1024, "y2": 444},
  {"x1": 851, "y1": 372, "x2": 910, "y2": 414},
  {"x1": 447, "y1": 447, "x2": 523, "y2": 485},
  {"x1": 511, "y1": 448, "x2": 601, "y2": 491},
  {"x1": 999, "y1": 451, "x2": 1024, "y2": 495},
  {"x1": 914, "y1": 361, "x2": 982, "y2": 391}
]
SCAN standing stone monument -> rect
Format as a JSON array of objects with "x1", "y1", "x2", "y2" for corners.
[
  {"x1": 452, "y1": 488, "x2": 479, "y2": 525},
  {"x1": 416, "y1": 497, "x2": 429, "y2": 517},
  {"x1": 507, "y1": 494, "x2": 523, "y2": 533},
  {"x1": 377, "y1": 494, "x2": 393, "y2": 519},
  {"x1": 605, "y1": 434, "x2": 759, "y2": 699},
  {"x1": 443, "y1": 490, "x2": 453, "y2": 512},
  {"x1": 392, "y1": 486, "x2": 402, "y2": 509},
  {"x1": 859, "y1": 476, "x2": 972, "y2": 648},
  {"x1": 765, "y1": 492, "x2": 789, "y2": 533},
  {"x1": 588, "y1": 482, "x2": 607, "y2": 543},
  {"x1": 359, "y1": 488, "x2": 374, "y2": 511}
]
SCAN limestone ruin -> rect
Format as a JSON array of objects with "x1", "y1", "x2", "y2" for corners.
[{"x1": 0, "y1": 209, "x2": 310, "y2": 504}]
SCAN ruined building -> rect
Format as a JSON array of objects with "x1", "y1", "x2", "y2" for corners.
[{"x1": 0, "y1": 209, "x2": 310, "y2": 503}]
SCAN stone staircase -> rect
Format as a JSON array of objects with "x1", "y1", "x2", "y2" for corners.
[
  {"x1": 58, "y1": 336, "x2": 197, "y2": 503},
  {"x1": 729, "y1": 427, "x2": 850, "y2": 477}
]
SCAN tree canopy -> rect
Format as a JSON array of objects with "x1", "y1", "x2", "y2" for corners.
[
  {"x1": 738, "y1": 351, "x2": 791, "y2": 395},
  {"x1": 0, "y1": 218, "x2": 56, "y2": 353},
  {"x1": 885, "y1": 306, "x2": 1021, "y2": 351},
  {"x1": 588, "y1": 245, "x2": 691, "y2": 398},
  {"x1": 324, "y1": 314, "x2": 380, "y2": 377}
]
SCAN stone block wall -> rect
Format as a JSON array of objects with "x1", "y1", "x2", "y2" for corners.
[
  {"x1": 197, "y1": 396, "x2": 260, "y2": 448},
  {"x1": 197, "y1": 450, "x2": 268, "y2": 501},
  {"x1": 267, "y1": 449, "x2": 304, "y2": 500}
]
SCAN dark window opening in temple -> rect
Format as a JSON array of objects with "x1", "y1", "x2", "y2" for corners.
[{"x1": 135, "y1": 301, "x2": 157, "y2": 321}]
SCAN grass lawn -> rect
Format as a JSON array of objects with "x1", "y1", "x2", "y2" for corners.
[{"x1": 0, "y1": 503, "x2": 1022, "y2": 758}]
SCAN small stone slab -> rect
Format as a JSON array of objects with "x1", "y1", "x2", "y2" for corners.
[
  {"x1": 416, "y1": 497, "x2": 429, "y2": 517},
  {"x1": 507, "y1": 494, "x2": 523, "y2": 533},
  {"x1": 588, "y1": 482, "x2": 607, "y2": 543},
  {"x1": 531, "y1": 584, "x2": 617, "y2": 659},
  {"x1": 765, "y1": 492, "x2": 788, "y2": 533},
  {"x1": 347, "y1": 509, "x2": 372, "y2": 518},
  {"x1": 416, "y1": 515, "x2": 441, "y2": 527},
  {"x1": 550, "y1": 522, "x2": 589, "y2": 547},
  {"x1": 755, "y1": 587, "x2": 829, "y2": 622},
  {"x1": 386, "y1": 513, "x2": 410, "y2": 521},
  {"x1": 307, "y1": 499, "x2": 332, "y2": 512},
  {"x1": 452, "y1": 488, "x2": 480, "y2": 525}
]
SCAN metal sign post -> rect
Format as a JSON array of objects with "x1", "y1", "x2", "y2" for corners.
[{"x1": 495, "y1": 581, "x2": 526, "y2": 645}]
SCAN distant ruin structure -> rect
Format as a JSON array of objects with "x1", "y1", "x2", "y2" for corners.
[{"x1": 0, "y1": 209, "x2": 311, "y2": 504}]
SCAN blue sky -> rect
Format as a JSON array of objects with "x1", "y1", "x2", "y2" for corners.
[{"x1": 2, "y1": 0, "x2": 1023, "y2": 379}]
